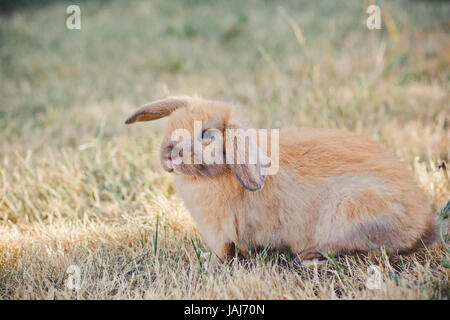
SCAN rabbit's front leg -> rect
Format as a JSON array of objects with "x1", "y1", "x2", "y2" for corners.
[{"x1": 220, "y1": 242, "x2": 249, "y2": 261}]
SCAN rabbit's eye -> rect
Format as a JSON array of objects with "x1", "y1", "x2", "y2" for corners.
[{"x1": 201, "y1": 129, "x2": 216, "y2": 142}]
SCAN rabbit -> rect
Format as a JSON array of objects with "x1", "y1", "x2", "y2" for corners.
[{"x1": 125, "y1": 96, "x2": 439, "y2": 261}]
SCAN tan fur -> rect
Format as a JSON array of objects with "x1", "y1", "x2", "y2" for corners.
[{"x1": 126, "y1": 97, "x2": 439, "y2": 260}]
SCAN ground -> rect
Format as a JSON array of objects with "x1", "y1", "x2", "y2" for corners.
[{"x1": 0, "y1": 0, "x2": 449, "y2": 299}]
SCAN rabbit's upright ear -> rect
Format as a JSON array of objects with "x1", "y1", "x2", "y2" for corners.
[
  {"x1": 226, "y1": 125, "x2": 266, "y2": 192},
  {"x1": 125, "y1": 97, "x2": 187, "y2": 124}
]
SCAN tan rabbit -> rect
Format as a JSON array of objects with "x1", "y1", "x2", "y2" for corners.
[{"x1": 125, "y1": 96, "x2": 439, "y2": 261}]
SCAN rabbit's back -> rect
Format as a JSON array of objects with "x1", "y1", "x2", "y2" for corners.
[{"x1": 273, "y1": 128, "x2": 438, "y2": 253}]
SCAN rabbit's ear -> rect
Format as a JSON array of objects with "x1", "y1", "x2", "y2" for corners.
[
  {"x1": 226, "y1": 125, "x2": 266, "y2": 191},
  {"x1": 125, "y1": 97, "x2": 187, "y2": 124}
]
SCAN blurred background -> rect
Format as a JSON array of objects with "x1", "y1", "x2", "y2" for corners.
[
  {"x1": 0, "y1": 0, "x2": 448, "y2": 299},
  {"x1": 1, "y1": 0, "x2": 448, "y2": 152}
]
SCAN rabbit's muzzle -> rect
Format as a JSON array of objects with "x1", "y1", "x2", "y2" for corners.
[{"x1": 160, "y1": 137, "x2": 228, "y2": 177}]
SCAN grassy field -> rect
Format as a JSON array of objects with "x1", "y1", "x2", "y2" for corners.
[{"x1": 0, "y1": 0, "x2": 449, "y2": 299}]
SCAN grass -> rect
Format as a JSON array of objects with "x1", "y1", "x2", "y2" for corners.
[{"x1": 0, "y1": 0, "x2": 449, "y2": 299}]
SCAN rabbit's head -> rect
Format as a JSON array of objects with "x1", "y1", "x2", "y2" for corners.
[{"x1": 125, "y1": 96, "x2": 266, "y2": 191}]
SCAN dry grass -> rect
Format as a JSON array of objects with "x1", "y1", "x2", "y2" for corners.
[{"x1": 0, "y1": 0, "x2": 449, "y2": 299}]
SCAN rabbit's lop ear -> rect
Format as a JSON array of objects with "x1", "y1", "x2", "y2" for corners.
[
  {"x1": 226, "y1": 125, "x2": 267, "y2": 192},
  {"x1": 125, "y1": 97, "x2": 187, "y2": 124}
]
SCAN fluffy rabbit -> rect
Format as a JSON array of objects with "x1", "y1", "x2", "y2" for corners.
[{"x1": 125, "y1": 96, "x2": 439, "y2": 261}]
